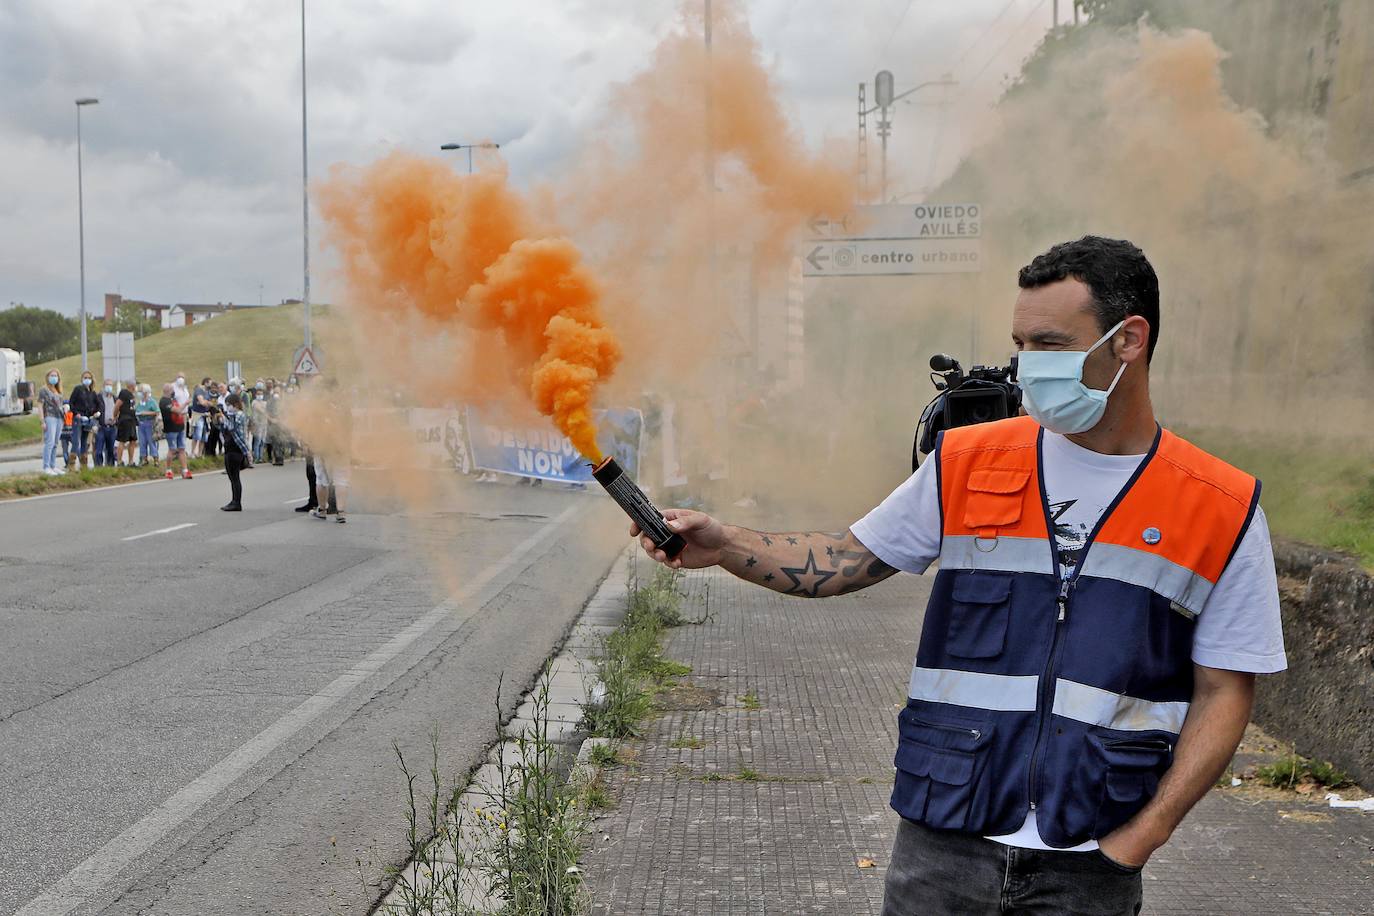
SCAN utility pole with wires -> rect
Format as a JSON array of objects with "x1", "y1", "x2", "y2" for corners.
[
  {"x1": 857, "y1": 82, "x2": 869, "y2": 202},
  {"x1": 858, "y1": 73, "x2": 957, "y2": 204}
]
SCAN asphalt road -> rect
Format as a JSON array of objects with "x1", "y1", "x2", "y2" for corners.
[{"x1": 0, "y1": 462, "x2": 625, "y2": 915}]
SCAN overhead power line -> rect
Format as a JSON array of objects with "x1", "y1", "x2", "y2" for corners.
[{"x1": 965, "y1": 0, "x2": 1049, "y2": 88}]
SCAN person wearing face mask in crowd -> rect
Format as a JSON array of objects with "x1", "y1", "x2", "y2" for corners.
[
  {"x1": 218, "y1": 392, "x2": 249, "y2": 511},
  {"x1": 203, "y1": 381, "x2": 223, "y2": 458},
  {"x1": 60, "y1": 400, "x2": 75, "y2": 470},
  {"x1": 224, "y1": 378, "x2": 252, "y2": 468},
  {"x1": 94, "y1": 379, "x2": 119, "y2": 467},
  {"x1": 115, "y1": 380, "x2": 138, "y2": 466},
  {"x1": 629, "y1": 237, "x2": 1286, "y2": 916},
  {"x1": 68, "y1": 370, "x2": 100, "y2": 469},
  {"x1": 267, "y1": 384, "x2": 286, "y2": 466},
  {"x1": 135, "y1": 383, "x2": 160, "y2": 466},
  {"x1": 39, "y1": 369, "x2": 65, "y2": 476},
  {"x1": 249, "y1": 380, "x2": 268, "y2": 464},
  {"x1": 172, "y1": 372, "x2": 191, "y2": 415},
  {"x1": 191, "y1": 377, "x2": 212, "y2": 459}
]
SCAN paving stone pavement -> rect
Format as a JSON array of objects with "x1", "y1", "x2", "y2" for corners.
[{"x1": 582, "y1": 559, "x2": 1374, "y2": 915}]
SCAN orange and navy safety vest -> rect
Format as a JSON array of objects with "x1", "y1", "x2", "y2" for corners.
[{"x1": 893, "y1": 416, "x2": 1259, "y2": 847}]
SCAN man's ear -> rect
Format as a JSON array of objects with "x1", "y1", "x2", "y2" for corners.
[{"x1": 1119, "y1": 314, "x2": 1151, "y2": 363}]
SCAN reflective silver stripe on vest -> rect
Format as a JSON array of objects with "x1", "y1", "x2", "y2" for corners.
[
  {"x1": 1051, "y1": 678, "x2": 1189, "y2": 733},
  {"x1": 939, "y1": 535, "x2": 1054, "y2": 575},
  {"x1": 1077, "y1": 542, "x2": 1214, "y2": 615},
  {"x1": 908, "y1": 666, "x2": 1039, "y2": 712}
]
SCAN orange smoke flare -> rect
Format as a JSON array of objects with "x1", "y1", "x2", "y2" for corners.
[
  {"x1": 466, "y1": 237, "x2": 620, "y2": 462},
  {"x1": 318, "y1": 153, "x2": 619, "y2": 461}
]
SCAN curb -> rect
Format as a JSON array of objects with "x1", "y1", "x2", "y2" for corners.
[{"x1": 376, "y1": 547, "x2": 632, "y2": 913}]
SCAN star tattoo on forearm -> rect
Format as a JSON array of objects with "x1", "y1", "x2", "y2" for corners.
[{"x1": 780, "y1": 549, "x2": 837, "y2": 597}]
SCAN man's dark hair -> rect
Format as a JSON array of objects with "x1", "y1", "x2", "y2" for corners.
[
  {"x1": 225, "y1": 393, "x2": 243, "y2": 409},
  {"x1": 1018, "y1": 236, "x2": 1160, "y2": 361},
  {"x1": 201, "y1": 377, "x2": 211, "y2": 385}
]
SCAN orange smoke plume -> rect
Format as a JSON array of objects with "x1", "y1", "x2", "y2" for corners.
[{"x1": 317, "y1": 152, "x2": 619, "y2": 461}]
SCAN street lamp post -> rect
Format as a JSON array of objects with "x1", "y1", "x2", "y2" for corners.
[
  {"x1": 300, "y1": 0, "x2": 311, "y2": 352},
  {"x1": 75, "y1": 97, "x2": 99, "y2": 373},
  {"x1": 439, "y1": 142, "x2": 500, "y2": 174}
]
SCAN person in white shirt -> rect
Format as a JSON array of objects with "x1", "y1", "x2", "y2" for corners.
[{"x1": 628, "y1": 236, "x2": 1285, "y2": 916}]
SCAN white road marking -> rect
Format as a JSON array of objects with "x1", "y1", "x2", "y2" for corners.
[
  {"x1": 282, "y1": 497, "x2": 308, "y2": 504},
  {"x1": 120, "y1": 522, "x2": 198, "y2": 542},
  {"x1": 15, "y1": 502, "x2": 581, "y2": 916}
]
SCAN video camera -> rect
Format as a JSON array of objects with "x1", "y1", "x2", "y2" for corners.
[{"x1": 912, "y1": 354, "x2": 1021, "y2": 470}]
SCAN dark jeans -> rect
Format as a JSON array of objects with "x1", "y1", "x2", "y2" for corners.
[
  {"x1": 75, "y1": 418, "x2": 93, "y2": 457},
  {"x1": 95, "y1": 425, "x2": 117, "y2": 466},
  {"x1": 304, "y1": 455, "x2": 317, "y2": 505},
  {"x1": 225, "y1": 451, "x2": 245, "y2": 506},
  {"x1": 881, "y1": 818, "x2": 1143, "y2": 916}
]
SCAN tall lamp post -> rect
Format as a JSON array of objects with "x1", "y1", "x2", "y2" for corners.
[
  {"x1": 75, "y1": 97, "x2": 99, "y2": 373},
  {"x1": 300, "y1": 0, "x2": 311, "y2": 352},
  {"x1": 439, "y1": 142, "x2": 500, "y2": 173}
]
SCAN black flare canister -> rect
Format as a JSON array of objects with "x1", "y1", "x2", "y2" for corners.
[{"x1": 591, "y1": 456, "x2": 686, "y2": 559}]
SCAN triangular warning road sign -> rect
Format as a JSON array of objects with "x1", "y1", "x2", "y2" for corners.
[{"x1": 293, "y1": 346, "x2": 320, "y2": 375}]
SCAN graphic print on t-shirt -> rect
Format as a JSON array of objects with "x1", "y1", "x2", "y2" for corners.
[{"x1": 1048, "y1": 496, "x2": 1112, "y2": 581}]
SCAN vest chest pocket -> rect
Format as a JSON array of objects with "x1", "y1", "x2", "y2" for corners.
[
  {"x1": 947, "y1": 573, "x2": 1013, "y2": 658},
  {"x1": 892, "y1": 708, "x2": 994, "y2": 831},
  {"x1": 1090, "y1": 734, "x2": 1172, "y2": 838},
  {"x1": 962, "y1": 467, "x2": 1031, "y2": 536}
]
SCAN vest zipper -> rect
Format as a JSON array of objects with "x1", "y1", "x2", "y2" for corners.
[
  {"x1": 1023, "y1": 424, "x2": 1161, "y2": 817},
  {"x1": 1027, "y1": 576, "x2": 1074, "y2": 811}
]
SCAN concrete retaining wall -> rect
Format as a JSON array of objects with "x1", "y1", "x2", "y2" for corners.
[{"x1": 1252, "y1": 541, "x2": 1374, "y2": 787}]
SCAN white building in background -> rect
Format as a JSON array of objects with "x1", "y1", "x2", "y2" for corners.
[{"x1": 162, "y1": 303, "x2": 231, "y2": 329}]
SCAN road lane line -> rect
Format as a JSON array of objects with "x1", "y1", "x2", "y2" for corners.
[
  {"x1": 15, "y1": 502, "x2": 581, "y2": 916},
  {"x1": 282, "y1": 497, "x2": 308, "y2": 504},
  {"x1": 121, "y1": 522, "x2": 198, "y2": 541}
]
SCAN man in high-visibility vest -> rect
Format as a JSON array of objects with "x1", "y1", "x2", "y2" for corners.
[{"x1": 632, "y1": 236, "x2": 1285, "y2": 915}]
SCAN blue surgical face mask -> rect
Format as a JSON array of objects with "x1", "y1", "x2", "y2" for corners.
[
  {"x1": 83, "y1": 377, "x2": 93, "y2": 386},
  {"x1": 104, "y1": 385, "x2": 113, "y2": 394},
  {"x1": 1017, "y1": 319, "x2": 1127, "y2": 435},
  {"x1": 48, "y1": 375, "x2": 59, "y2": 385}
]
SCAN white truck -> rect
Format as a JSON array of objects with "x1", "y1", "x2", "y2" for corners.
[{"x1": 0, "y1": 348, "x2": 34, "y2": 417}]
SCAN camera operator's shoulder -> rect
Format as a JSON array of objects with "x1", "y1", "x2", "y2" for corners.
[
  {"x1": 941, "y1": 415, "x2": 1039, "y2": 455},
  {"x1": 1155, "y1": 428, "x2": 1257, "y2": 508}
]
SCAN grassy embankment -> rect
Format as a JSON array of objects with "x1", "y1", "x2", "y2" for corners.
[
  {"x1": 31, "y1": 302, "x2": 319, "y2": 389},
  {"x1": 0, "y1": 415, "x2": 42, "y2": 447},
  {"x1": 1182, "y1": 427, "x2": 1374, "y2": 570}
]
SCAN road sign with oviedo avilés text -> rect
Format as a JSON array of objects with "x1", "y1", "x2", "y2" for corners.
[{"x1": 802, "y1": 203, "x2": 982, "y2": 277}]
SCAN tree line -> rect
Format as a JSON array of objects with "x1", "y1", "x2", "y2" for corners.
[{"x1": 0, "y1": 302, "x2": 163, "y2": 364}]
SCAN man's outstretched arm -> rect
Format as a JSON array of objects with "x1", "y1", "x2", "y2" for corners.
[{"x1": 632, "y1": 508, "x2": 899, "y2": 598}]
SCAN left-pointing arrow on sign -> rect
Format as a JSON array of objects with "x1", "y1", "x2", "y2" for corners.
[{"x1": 805, "y1": 245, "x2": 830, "y2": 271}]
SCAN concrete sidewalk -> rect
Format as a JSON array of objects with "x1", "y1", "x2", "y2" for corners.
[{"x1": 582, "y1": 558, "x2": 1374, "y2": 915}]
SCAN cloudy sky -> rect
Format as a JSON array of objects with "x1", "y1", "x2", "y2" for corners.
[{"x1": 0, "y1": 0, "x2": 1054, "y2": 316}]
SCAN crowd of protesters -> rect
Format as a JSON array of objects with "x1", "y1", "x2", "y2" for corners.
[
  {"x1": 38, "y1": 369, "x2": 305, "y2": 481},
  {"x1": 37, "y1": 369, "x2": 352, "y2": 518}
]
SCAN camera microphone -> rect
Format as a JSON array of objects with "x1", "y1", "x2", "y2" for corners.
[{"x1": 929, "y1": 354, "x2": 959, "y2": 372}]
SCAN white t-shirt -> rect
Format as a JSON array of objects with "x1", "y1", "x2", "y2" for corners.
[{"x1": 851, "y1": 429, "x2": 1287, "y2": 851}]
